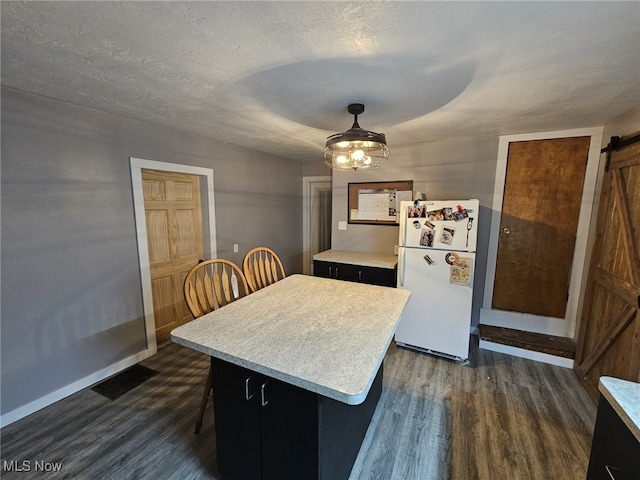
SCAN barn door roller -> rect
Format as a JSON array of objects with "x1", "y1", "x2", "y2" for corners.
[{"x1": 601, "y1": 134, "x2": 640, "y2": 171}]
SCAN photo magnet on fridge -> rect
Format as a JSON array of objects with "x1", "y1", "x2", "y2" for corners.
[
  {"x1": 451, "y1": 208, "x2": 469, "y2": 221},
  {"x1": 408, "y1": 205, "x2": 426, "y2": 218},
  {"x1": 420, "y1": 228, "x2": 434, "y2": 247},
  {"x1": 427, "y1": 209, "x2": 444, "y2": 221},
  {"x1": 439, "y1": 226, "x2": 456, "y2": 245}
]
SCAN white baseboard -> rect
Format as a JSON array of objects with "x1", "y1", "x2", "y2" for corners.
[
  {"x1": 479, "y1": 308, "x2": 571, "y2": 337},
  {"x1": 479, "y1": 339, "x2": 574, "y2": 369},
  {"x1": 0, "y1": 349, "x2": 152, "y2": 428}
]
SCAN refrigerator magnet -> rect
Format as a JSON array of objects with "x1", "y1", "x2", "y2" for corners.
[
  {"x1": 451, "y1": 208, "x2": 469, "y2": 221},
  {"x1": 445, "y1": 252, "x2": 460, "y2": 265},
  {"x1": 408, "y1": 205, "x2": 426, "y2": 218},
  {"x1": 442, "y1": 207, "x2": 454, "y2": 220},
  {"x1": 423, "y1": 254, "x2": 434, "y2": 265},
  {"x1": 420, "y1": 228, "x2": 434, "y2": 247},
  {"x1": 439, "y1": 226, "x2": 456, "y2": 246},
  {"x1": 427, "y1": 209, "x2": 444, "y2": 221},
  {"x1": 450, "y1": 257, "x2": 472, "y2": 285}
]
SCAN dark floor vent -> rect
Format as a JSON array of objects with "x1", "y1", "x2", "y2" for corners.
[{"x1": 91, "y1": 364, "x2": 159, "y2": 401}]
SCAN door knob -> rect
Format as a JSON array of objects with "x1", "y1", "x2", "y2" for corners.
[{"x1": 503, "y1": 227, "x2": 511, "y2": 235}]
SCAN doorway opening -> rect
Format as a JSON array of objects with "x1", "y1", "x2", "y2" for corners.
[{"x1": 302, "y1": 176, "x2": 332, "y2": 275}]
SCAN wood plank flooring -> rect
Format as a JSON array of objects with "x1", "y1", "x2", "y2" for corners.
[{"x1": 0, "y1": 337, "x2": 597, "y2": 479}]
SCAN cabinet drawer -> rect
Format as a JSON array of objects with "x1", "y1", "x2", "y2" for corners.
[
  {"x1": 358, "y1": 265, "x2": 397, "y2": 287},
  {"x1": 313, "y1": 260, "x2": 396, "y2": 287}
]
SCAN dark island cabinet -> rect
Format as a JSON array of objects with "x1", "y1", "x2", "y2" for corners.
[
  {"x1": 211, "y1": 357, "x2": 383, "y2": 480},
  {"x1": 313, "y1": 260, "x2": 397, "y2": 287},
  {"x1": 586, "y1": 395, "x2": 640, "y2": 480}
]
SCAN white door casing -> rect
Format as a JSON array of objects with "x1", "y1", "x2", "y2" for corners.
[
  {"x1": 302, "y1": 176, "x2": 332, "y2": 275},
  {"x1": 480, "y1": 128, "x2": 603, "y2": 338},
  {"x1": 130, "y1": 157, "x2": 217, "y2": 353}
]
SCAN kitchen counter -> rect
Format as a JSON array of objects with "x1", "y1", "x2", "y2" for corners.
[
  {"x1": 171, "y1": 274, "x2": 410, "y2": 480},
  {"x1": 171, "y1": 274, "x2": 409, "y2": 405},
  {"x1": 313, "y1": 249, "x2": 398, "y2": 269},
  {"x1": 599, "y1": 376, "x2": 640, "y2": 442}
]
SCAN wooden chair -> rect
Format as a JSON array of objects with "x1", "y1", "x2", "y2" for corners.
[
  {"x1": 242, "y1": 246, "x2": 286, "y2": 293},
  {"x1": 183, "y1": 258, "x2": 250, "y2": 434}
]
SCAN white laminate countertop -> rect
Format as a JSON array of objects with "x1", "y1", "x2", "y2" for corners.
[
  {"x1": 599, "y1": 376, "x2": 640, "y2": 442},
  {"x1": 312, "y1": 249, "x2": 398, "y2": 269},
  {"x1": 171, "y1": 274, "x2": 410, "y2": 405}
]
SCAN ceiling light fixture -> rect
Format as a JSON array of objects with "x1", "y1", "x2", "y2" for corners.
[{"x1": 324, "y1": 103, "x2": 389, "y2": 171}]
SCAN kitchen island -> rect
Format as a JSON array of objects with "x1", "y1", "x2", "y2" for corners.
[
  {"x1": 586, "y1": 377, "x2": 640, "y2": 479},
  {"x1": 171, "y1": 274, "x2": 410, "y2": 480}
]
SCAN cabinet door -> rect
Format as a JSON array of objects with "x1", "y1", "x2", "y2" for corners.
[
  {"x1": 334, "y1": 263, "x2": 360, "y2": 282},
  {"x1": 360, "y1": 265, "x2": 397, "y2": 287},
  {"x1": 260, "y1": 378, "x2": 319, "y2": 480},
  {"x1": 587, "y1": 396, "x2": 640, "y2": 480},
  {"x1": 313, "y1": 260, "x2": 332, "y2": 278},
  {"x1": 211, "y1": 358, "x2": 262, "y2": 480}
]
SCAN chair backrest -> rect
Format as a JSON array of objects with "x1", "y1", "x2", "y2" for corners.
[
  {"x1": 184, "y1": 259, "x2": 250, "y2": 318},
  {"x1": 242, "y1": 247, "x2": 286, "y2": 293}
]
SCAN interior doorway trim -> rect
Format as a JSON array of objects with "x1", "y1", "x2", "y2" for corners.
[
  {"x1": 302, "y1": 176, "x2": 332, "y2": 275},
  {"x1": 480, "y1": 127, "x2": 604, "y2": 338},
  {"x1": 130, "y1": 157, "x2": 217, "y2": 353}
]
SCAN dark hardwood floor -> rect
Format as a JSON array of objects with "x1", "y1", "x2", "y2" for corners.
[{"x1": 0, "y1": 336, "x2": 596, "y2": 479}]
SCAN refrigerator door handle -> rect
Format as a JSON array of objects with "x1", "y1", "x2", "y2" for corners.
[
  {"x1": 398, "y1": 247, "x2": 405, "y2": 287},
  {"x1": 400, "y1": 208, "x2": 407, "y2": 247}
]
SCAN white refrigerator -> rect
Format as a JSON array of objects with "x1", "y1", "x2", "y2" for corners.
[{"x1": 395, "y1": 199, "x2": 479, "y2": 362}]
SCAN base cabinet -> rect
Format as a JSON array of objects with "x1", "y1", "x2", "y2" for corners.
[
  {"x1": 211, "y1": 357, "x2": 383, "y2": 480},
  {"x1": 313, "y1": 260, "x2": 396, "y2": 287},
  {"x1": 586, "y1": 396, "x2": 640, "y2": 480}
]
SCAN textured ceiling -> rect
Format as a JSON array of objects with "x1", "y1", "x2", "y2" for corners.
[{"x1": 2, "y1": 1, "x2": 639, "y2": 162}]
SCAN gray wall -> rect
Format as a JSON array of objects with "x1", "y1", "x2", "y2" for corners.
[
  {"x1": 329, "y1": 136, "x2": 500, "y2": 328},
  {"x1": 1, "y1": 88, "x2": 303, "y2": 418},
  {"x1": 303, "y1": 161, "x2": 332, "y2": 178},
  {"x1": 601, "y1": 106, "x2": 640, "y2": 147}
]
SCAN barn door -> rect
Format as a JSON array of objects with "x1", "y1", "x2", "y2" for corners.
[
  {"x1": 574, "y1": 134, "x2": 640, "y2": 402},
  {"x1": 142, "y1": 169, "x2": 204, "y2": 343}
]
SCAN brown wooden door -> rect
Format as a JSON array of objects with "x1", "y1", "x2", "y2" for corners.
[
  {"x1": 492, "y1": 137, "x2": 590, "y2": 318},
  {"x1": 142, "y1": 169, "x2": 204, "y2": 342},
  {"x1": 575, "y1": 135, "x2": 640, "y2": 402}
]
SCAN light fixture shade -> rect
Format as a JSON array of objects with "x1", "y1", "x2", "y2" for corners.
[{"x1": 324, "y1": 104, "x2": 389, "y2": 171}]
